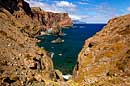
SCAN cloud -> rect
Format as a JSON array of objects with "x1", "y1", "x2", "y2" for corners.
[
  {"x1": 69, "y1": 14, "x2": 89, "y2": 21},
  {"x1": 56, "y1": 1, "x2": 76, "y2": 8},
  {"x1": 70, "y1": 14, "x2": 109, "y2": 23},
  {"x1": 83, "y1": 3, "x2": 119, "y2": 23},
  {"x1": 55, "y1": 1, "x2": 77, "y2": 13},
  {"x1": 85, "y1": 3, "x2": 116, "y2": 14},
  {"x1": 27, "y1": 0, "x2": 56, "y2": 12},
  {"x1": 69, "y1": 15, "x2": 82, "y2": 20},
  {"x1": 79, "y1": 2, "x2": 88, "y2": 5},
  {"x1": 26, "y1": 0, "x2": 77, "y2": 13},
  {"x1": 78, "y1": 0, "x2": 89, "y2": 5},
  {"x1": 127, "y1": 7, "x2": 130, "y2": 11}
]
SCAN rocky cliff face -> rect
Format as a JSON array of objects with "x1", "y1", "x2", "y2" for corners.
[
  {"x1": 73, "y1": 14, "x2": 130, "y2": 85},
  {"x1": 0, "y1": 0, "x2": 73, "y2": 86},
  {"x1": 30, "y1": 7, "x2": 72, "y2": 36},
  {"x1": 0, "y1": 0, "x2": 72, "y2": 37}
]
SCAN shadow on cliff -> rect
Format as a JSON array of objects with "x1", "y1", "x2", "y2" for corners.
[{"x1": 0, "y1": 0, "x2": 33, "y2": 17}]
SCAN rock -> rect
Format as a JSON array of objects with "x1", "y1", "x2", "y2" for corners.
[
  {"x1": 40, "y1": 31, "x2": 48, "y2": 35},
  {"x1": 47, "y1": 28, "x2": 53, "y2": 34},
  {"x1": 10, "y1": 74, "x2": 18, "y2": 81},
  {"x1": 59, "y1": 31, "x2": 66, "y2": 36},
  {"x1": 51, "y1": 37, "x2": 64, "y2": 44},
  {"x1": 73, "y1": 14, "x2": 130, "y2": 85},
  {"x1": 34, "y1": 73, "x2": 43, "y2": 82},
  {"x1": 29, "y1": 81, "x2": 45, "y2": 86},
  {"x1": 58, "y1": 53, "x2": 63, "y2": 56},
  {"x1": 55, "y1": 70, "x2": 64, "y2": 81}
]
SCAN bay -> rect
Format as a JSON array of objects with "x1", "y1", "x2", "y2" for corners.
[{"x1": 37, "y1": 24, "x2": 106, "y2": 74}]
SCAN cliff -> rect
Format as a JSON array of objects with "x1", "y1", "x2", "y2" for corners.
[
  {"x1": 0, "y1": 0, "x2": 72, "y2": 37},
  {"x1": 73, "y1": 14, "x2": 130, "y2": 85},
  {"x1": 14, "y1": 6, "x2": 72, "y2": 36},
  {"x1": 0, "y1": 0, "x2": 73, "y2": 86}
]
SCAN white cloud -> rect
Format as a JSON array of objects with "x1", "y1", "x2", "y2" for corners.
[
  {"x1": 127, "y1": 7, "x2": 130, "y2": 11},
  {"x1": 69, "y1": 14, "x2": 89, "y2": 21},
  {"x1": 55, "y1": 1, "x2": 77, "y2": 13},
  {"x1": 83, "y1": 3, "x2": 120, "y2": 23},
  {"x1": 26, "y1": 0, "x2": 76, "y2": 13},
  {"x1": 69, "y1": 14, "x2": 109, "y2": 23},
  {"x1": 78, "y1": 0, "x2": 89, "y2": 5},
  {"x1": 69, "y1": 15, "x2": 82, "y2": 20},
  {"x1": 27, "y1": 1, "x2": 53, "y2": 11},
  {"x1": 79, "y1": 2, "x2": 88, "y2": 5},
  {"x1": 56, "y1": 1, "x2": 76, "y2": 8}
]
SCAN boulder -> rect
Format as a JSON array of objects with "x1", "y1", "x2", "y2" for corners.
[{"x1": 51, "y1": 37, "x2": 64, "y2": 44}]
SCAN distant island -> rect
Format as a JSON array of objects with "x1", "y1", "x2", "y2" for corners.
[{"x1": 72, "y1": 20, "x2": 87, "y2": 24}]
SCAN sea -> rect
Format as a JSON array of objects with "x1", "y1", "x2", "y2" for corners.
[{"x1": 37, "y1": 24, "x2": 106, "y2": 74}]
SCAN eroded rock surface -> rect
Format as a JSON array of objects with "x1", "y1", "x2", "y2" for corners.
[{"x1": 73, "y1": 14, "x2": 130, "y2": 86}]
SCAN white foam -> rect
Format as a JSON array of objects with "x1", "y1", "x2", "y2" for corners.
[
  {"x1": 63, "y1": 74, "x2": 72, "y2": 80},
  {"x1": 50, "y1": 52, "x2": 54, "y2": 58}
]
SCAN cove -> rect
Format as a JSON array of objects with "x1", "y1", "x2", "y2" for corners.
[{"x1": 37, "y1": 24, "x2": 106, "y2": 74}]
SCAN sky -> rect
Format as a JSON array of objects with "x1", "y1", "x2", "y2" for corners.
[{"x1": 26, "y1": 0, "x2": 130, "y2": 23}]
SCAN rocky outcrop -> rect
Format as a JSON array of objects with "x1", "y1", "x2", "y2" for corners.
[
  {"x1": 0, "y1": 0, "x2": 73, "y2": 86},
  {"x1": 51, "y1": 37, "x2": 64, "y2": 44},
  {"x1": 73, "y1": 14, "x2": 130, "y2": 85}
]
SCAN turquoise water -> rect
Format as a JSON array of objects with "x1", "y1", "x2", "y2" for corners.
[{"x1": 37, "y1": 24, "x2": 106, "y2": 74}]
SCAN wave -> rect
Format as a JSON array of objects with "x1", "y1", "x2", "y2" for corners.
[{"x1": 62, "y1": 74, "x2": 72, "y2": 80}]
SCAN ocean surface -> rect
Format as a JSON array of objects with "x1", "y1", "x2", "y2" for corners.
[{"x1": 37, "y1": 24, "x2": 106, "y2": 74}]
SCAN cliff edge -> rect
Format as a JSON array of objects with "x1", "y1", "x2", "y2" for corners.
[{"x1": 73, "y1": 14, "x2": 130, "y2": 85}]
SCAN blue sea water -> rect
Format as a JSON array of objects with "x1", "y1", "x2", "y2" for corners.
[{"x1": 37, "y1": 24, "x2": 106, "y2": 74}]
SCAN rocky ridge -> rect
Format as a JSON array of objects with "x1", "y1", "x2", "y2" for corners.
[
  {"x1": 73, "y1": 14, "x2": 130, "y2": 86},
  {"x1": 0, "y1": 0, "x2": 75, "y2": 86}
]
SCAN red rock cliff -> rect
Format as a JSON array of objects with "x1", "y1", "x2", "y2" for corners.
[{"x1": 13, "y1": 1, "x2": 72, "y2": 36}]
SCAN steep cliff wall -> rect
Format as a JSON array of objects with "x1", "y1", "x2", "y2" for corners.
[
  {"x1": 73, "y1": 14, "x2": 130, "y2": 85},
  {"x1": 0, "y1": 0, "x2": 73, "y2": 86}
]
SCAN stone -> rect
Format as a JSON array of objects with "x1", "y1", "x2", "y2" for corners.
[
  {"x1": 10, "y1": 74, "x2": 18, "y2": 81},
  {"x1": 55, "y1": 70, "x2": 64, "y2": 81},
  {"x1": 51, "y1": 37, "x2": 64, "y2": 44},
  {"x1": 34, "y1": 73, "x2": 43, "y2": 82}
]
